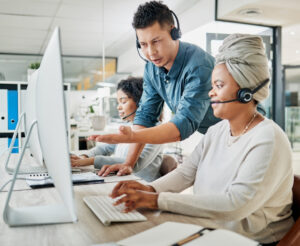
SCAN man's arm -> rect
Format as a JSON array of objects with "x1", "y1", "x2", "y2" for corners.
[
  {"x1": 89, "y1": 122, "x2": 180, "y2": 144},
  {"x1": 123, "y1": 125, "x2": 146, "y2": 169}
]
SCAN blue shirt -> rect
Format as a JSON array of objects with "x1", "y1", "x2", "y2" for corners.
[{"x1": 134, "y1": 41, "x2": 220, "y2": 140}]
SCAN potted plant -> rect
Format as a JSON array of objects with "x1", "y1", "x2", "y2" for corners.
[{"x1": 27, "y1": 62, "x2": 40, "y2": 82}]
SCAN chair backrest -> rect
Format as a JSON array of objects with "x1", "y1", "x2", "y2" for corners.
[
  {"x1": 277, "y1": 175, "x2": 300, "y2": 246},
  {"x1": 159, "y1": 155, "x2": 178, "y2": 176},
  {"x1": 292, "y1": 175, "x2": 300, "y2": 221}
]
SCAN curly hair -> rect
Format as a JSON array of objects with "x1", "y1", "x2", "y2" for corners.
[
  {"x1": 132, "y1": 1, "x2": 174, "y2": 29},
  {"x1": 117, "y1": 77, "x2": 143, "y2": 106}
]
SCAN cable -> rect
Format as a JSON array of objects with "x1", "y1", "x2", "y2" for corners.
[{"x1": 0, "y1": 176, "x2": 51, "y2": 193}]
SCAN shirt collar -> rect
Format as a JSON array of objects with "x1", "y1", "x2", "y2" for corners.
[
  {"x1": 157, "y1": 41, "x2": 186, "y2": 78},
  {"x1": 168, "y1": 41, "x2": 186, "y2": 79}
]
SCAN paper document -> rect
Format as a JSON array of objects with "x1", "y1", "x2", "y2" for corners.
[
  {"x1": 118, "y1": 221, "x2": 259, "y2": 246},
  {"x1": 184, "y1": 229, "x2": 259, "y2": 246},
  {"x1": 118, "y1": 222, "x2": 202, "y2": 246}
]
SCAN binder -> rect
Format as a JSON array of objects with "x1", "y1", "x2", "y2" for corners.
[
  {"x1": 7, "y1": 90, "x2": 18, "y2": 130},
  {"x1": 0, "y1": 89, "x2": 8, "y2": 131},
  {"x1": 20, "y1": 88, "x2": 27, "y2": 132},
  {"x1": 8, "y1": 137, "x2": 19, "y2": 153}
]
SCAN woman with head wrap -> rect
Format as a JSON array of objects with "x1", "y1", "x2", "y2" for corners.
[{"x1": 108, "y1": 34, "x2": 294, "y2": 245}]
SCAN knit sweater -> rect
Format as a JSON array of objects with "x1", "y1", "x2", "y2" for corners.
[{"x1": 151, "y1": 118, "x2": 294, "y2": 243}]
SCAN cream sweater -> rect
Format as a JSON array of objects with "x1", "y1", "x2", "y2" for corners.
[{"x1": 150, "y1": 118, "x2": 294, "y2": 244}]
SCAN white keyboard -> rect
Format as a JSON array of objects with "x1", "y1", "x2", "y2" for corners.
[
  {"x1": 6, "y1": 165, "x2": 47, "y2": 174},
  {"x1": 83, "y1": 195, "x2": 147, "y2": 226}
]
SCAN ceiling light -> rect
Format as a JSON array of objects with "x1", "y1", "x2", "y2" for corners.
[
  {"x1": 290, "y1": 31, "x2": 296, "y2": 36},
  {"x1": 296, "y1": 50, "x2": 300, "y2": 54},
  {"x1": 238, "y1": 8, "x2": 262, "y2": 17}
]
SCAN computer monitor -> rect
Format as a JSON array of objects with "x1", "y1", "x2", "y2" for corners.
[
  {"x1": 4, "y1": 69, "x2": 46, "y2": 174},
  {"x1": 24, "y1": 70, "x2": 44, "y2": 166},
  {"x1": 3, "y1": 27, "x2": 77, "y2": 226}
]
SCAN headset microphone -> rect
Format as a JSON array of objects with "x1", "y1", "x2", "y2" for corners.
[
  {"x1": 211, "y1": 99, "x2": 239, "y2": 104},
  {"x1": 136, "y1": 40, "x2": 148, "y2": 63},
  {"x1": 135, "y1": 9, "x2": 181, "y2": 62},
  {"x1": 211, "y1": 78, "x2": 270, "y2": 104},
  {"x1": 122, "y1": 110, "x2": 136, "y2": 120}
]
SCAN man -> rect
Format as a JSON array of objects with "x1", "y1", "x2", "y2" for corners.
[{"x1": 89, "y1": 1, "x2": 220, "y2": 176}]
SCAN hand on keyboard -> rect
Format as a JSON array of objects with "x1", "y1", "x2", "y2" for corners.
[
  {"x1": 83, "y1": 195, "x2": 147, "y2": 226},
  {"x1": 110, "y1": 180, "x2": 158, "y2": 213},
  {"x1": 111, "y1": 180, "x2": 155, "y2": 198}
]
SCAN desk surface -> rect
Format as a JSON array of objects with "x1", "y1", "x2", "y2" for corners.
[{"x1": 0, "y1": 153, "x2": 202, "y2": 246}]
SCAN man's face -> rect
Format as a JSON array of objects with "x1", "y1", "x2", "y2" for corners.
[{"x1": 136, "y1": 21, "x2": 178, "y2": 71}]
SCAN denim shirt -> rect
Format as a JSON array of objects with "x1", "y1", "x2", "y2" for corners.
[{"x1": 134, "y1": 41, "x2": 220, "y2": 140}]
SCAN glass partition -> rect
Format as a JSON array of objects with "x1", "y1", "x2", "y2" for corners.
[
  {"x1": 284, "y1": 66, "x2": 300, "y2": 150},
  {"x1": 181, "y1": 21, "x2": 273, "y2": 118},
  {"x1": 0, "y1": 54, "x2": 117, "y2": 90}
]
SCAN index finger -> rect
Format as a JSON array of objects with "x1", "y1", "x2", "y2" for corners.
[
  {"x1": 110, "y1": 181, "x2": 129, "y2": 198},
  {"x1": 87, "y1": 135, "x2": 99, "y2": 141}
]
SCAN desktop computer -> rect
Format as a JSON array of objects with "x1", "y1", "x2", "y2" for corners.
[
  {"x1": 3, "y1": 27, "x2": 77, "y2": 226},
  {"x1": 4, "y1": 69, "x2": 46, "y2": 174}
]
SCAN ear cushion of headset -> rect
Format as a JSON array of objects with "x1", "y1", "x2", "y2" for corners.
[{"x1": 238, "y1": 88, "x2": 253, "y2": 103}]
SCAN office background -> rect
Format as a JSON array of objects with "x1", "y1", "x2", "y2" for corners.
[{"x1": 0, "y1": 0, "x2": 299, "y2": 155}]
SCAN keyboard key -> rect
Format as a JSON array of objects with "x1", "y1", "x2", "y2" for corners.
[{"x1": 83, "y1": 195, "x2": 147, "y2": 226}]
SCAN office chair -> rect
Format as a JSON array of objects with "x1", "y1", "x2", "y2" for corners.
[
  {"x1": 277, "y1": 175, "x2": 300, "y2": 246},
  {"x1": 159, "y1": 155, "x2": 178, "y2": 176}
]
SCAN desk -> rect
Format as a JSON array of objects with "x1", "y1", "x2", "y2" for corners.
[{"x1": 0, "y1": 153, "x2": 202, "y2": 246}]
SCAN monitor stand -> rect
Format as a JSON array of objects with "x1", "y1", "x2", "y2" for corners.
[
  {"x1": 3, "y1": 118, "x2": 77, "y2": 226},
  {"x1": 4, "y1": 112, "x2": 47, "y2": 175}
]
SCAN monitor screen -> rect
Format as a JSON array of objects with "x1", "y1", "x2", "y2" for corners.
[
  {"x1": 3, "y1": 27, "x2": 77, "y2": 226},
  {"x1": 35, "y1": 27, "x2": 77, "y2": 222}
]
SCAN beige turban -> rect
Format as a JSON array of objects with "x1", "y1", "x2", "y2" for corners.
[{"x1": 215, "y1": 34, "x2": 270, "y2": 102}]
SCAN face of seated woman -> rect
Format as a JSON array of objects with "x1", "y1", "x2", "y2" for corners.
[
  {"x1": 209, "y1": 63, "x2": 255, "y2": 120},
  {"x1": 117, "y1": 89, "x2": 138, "y2": 122}
]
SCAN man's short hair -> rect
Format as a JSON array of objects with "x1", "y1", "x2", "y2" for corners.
[{"x1": 132, "y1": 1, "x2": 174, "y2": 29}]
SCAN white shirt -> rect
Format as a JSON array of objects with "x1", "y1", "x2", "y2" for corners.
[{"x1": 151, "y1": 118, "x2": 294, "y2": 243}]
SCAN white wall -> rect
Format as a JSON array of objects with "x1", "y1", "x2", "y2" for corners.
[{"x1": 117, "y1": 0, "x2": 216, "y2": 75}]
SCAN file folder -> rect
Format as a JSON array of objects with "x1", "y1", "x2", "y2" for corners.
[
  {"x1": 0, "y1": 89, "x2": 8, "y2": 131},
  {"x1": 7, "y1": 90, "x2": 18, "y2": 130}
]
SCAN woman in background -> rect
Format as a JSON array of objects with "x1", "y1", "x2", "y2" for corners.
[{"x1": 71, "y1": 77, "x2": 163, "y2": 182}]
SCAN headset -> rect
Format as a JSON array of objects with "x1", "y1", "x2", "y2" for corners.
[
  {"x1": 136, "y1": 10, "x2": 182, "y2": 62},
  {"x1": 211, "y1": 78, "x2": 270, "y2": 104},
  {"x1": 122, "y1": 110, "x2": 137, "y2": 120}
]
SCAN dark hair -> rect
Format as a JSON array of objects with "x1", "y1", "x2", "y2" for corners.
[
  {"x1": 117, "y1": 77, "x2": 143, "y2": 106},
  {"x1": 132, "y1": 1, "x2": 174, "y2": 29}
]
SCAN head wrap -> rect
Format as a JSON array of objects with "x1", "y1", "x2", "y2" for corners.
[{"x1": 215, "y1": 33, "x2": 270, "y2": 102}]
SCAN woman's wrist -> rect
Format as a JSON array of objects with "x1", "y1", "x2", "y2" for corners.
[
  {"x1": 123, "y1": 162, "x2": 136, "y2": 169},
  {"x1": 147, "y1": 185, "x2": 156, "y2": 192}
]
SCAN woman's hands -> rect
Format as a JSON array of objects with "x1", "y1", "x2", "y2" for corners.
[
  {"x1": 110, "y1": 180, "x2": 158, "y2": 212},
  {"x1": 98, "y1": 163, "x2": 133, "y2": 176}
]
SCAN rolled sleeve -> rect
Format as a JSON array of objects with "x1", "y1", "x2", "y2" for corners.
[
  {"x1": 133, "y1": 71, "x2": 164, "y2": 128},
  {"x1": 170, "y1": 66, "x2": 212, "y2": 140}
]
